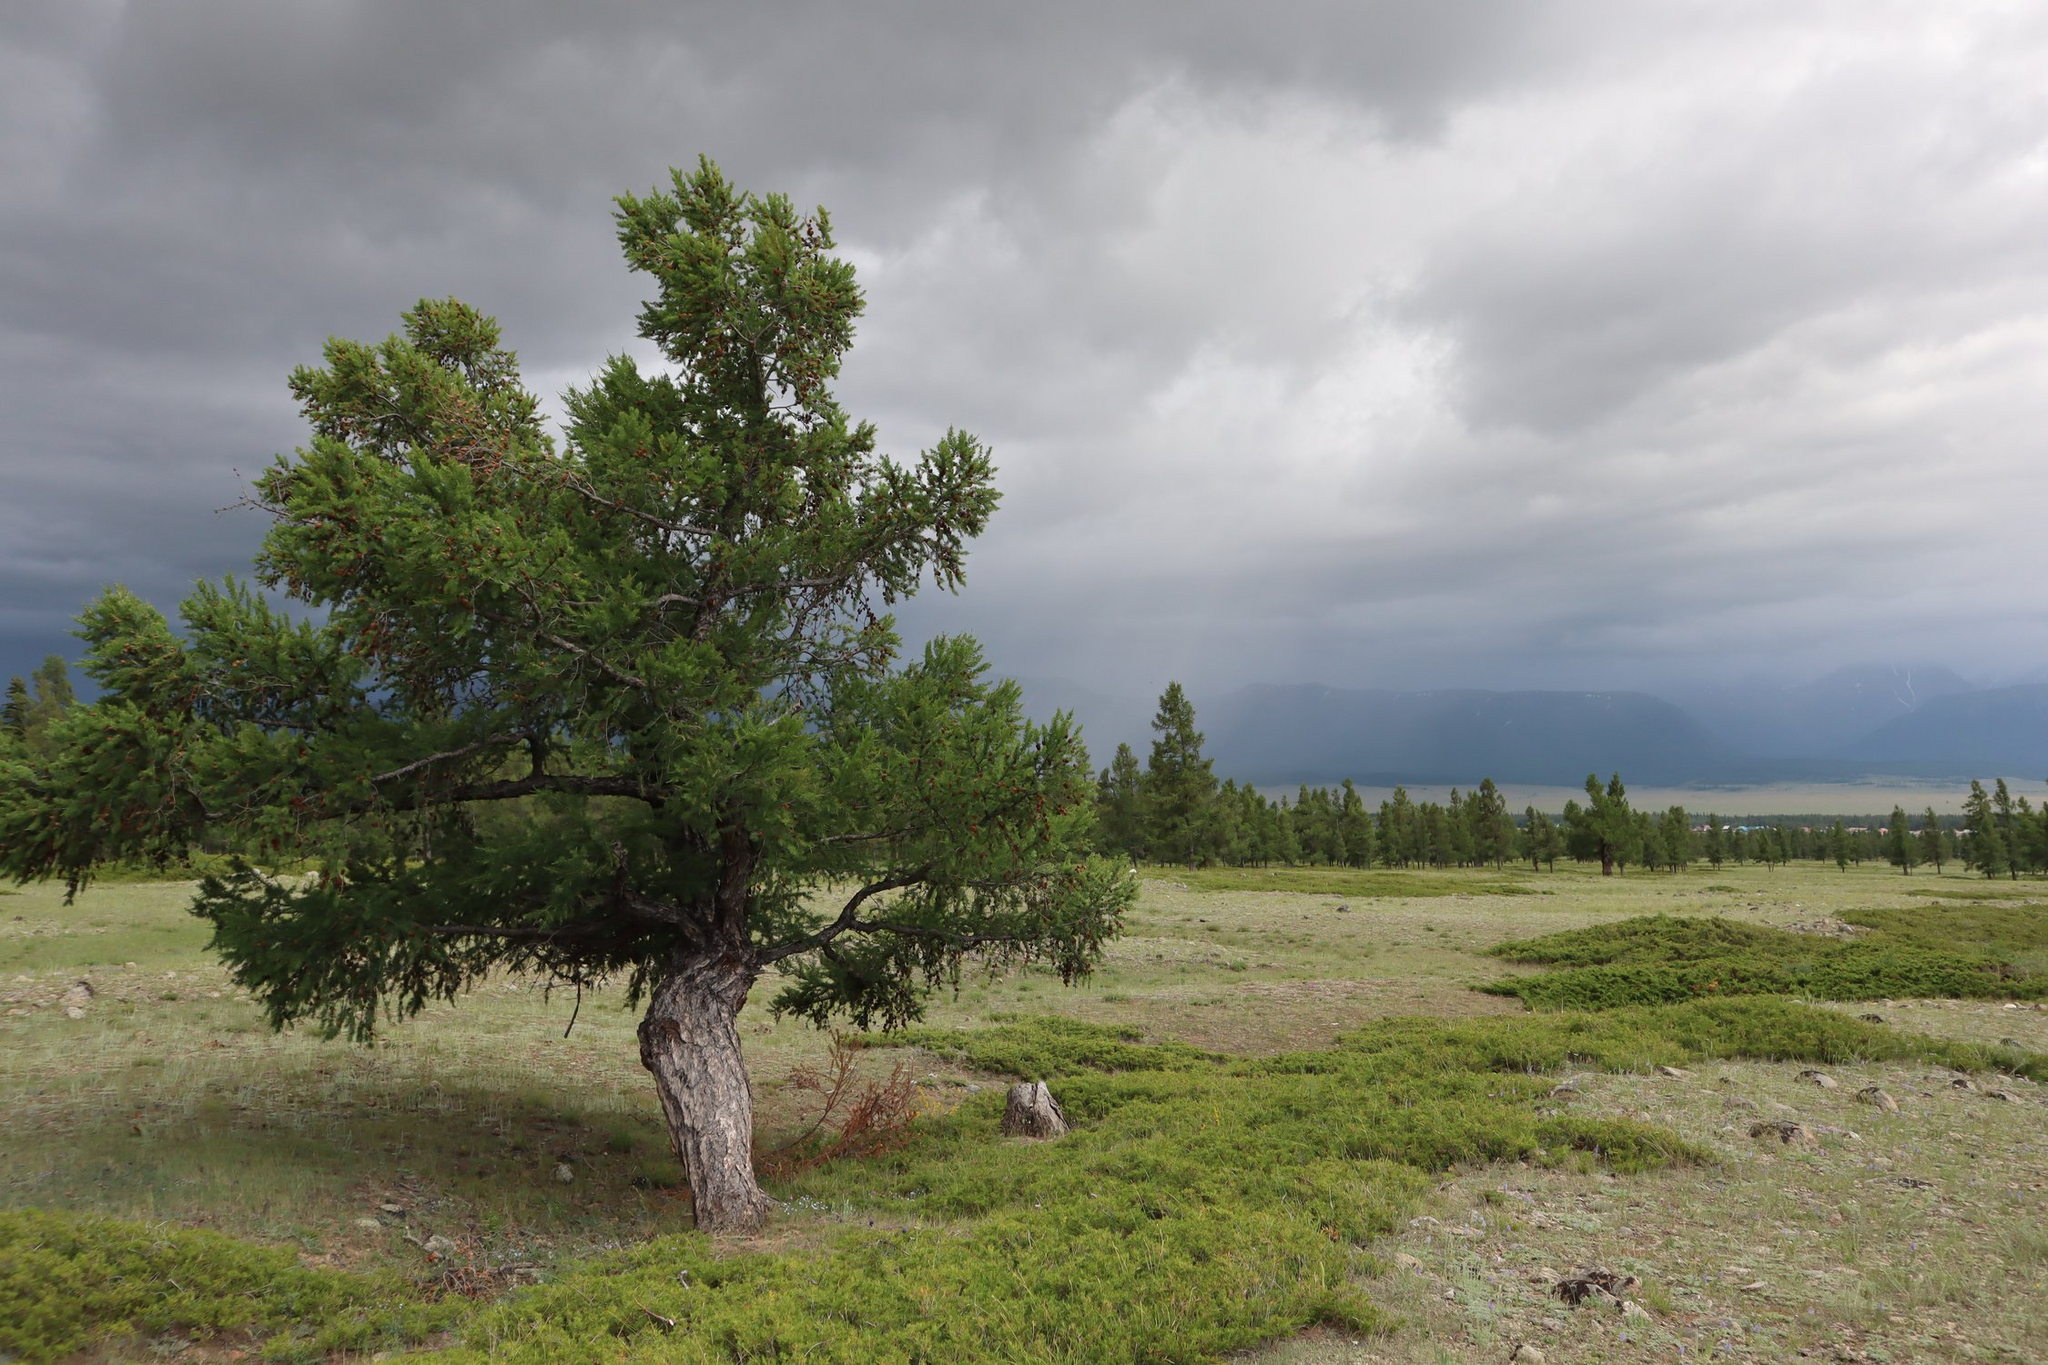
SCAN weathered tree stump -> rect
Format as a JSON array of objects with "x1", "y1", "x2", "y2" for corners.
[{"x1": 1000, "y1": 1081, "x2": 1068, "y2": 1139}]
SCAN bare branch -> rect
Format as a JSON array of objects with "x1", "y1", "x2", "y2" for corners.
[
  {"x1": 370, "y1": 737, "x2": 514, "y2": 786},
  {"x1": 422, "y1": 921, "x2": 613, "y2": 943},
  {"x1": 756, "y1": 870, "x2": 928, "y2": 965}
]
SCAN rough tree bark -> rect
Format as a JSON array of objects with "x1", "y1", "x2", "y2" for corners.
[{"x1": 637, "y1": 950, "x2": 772, "y2": 1233}]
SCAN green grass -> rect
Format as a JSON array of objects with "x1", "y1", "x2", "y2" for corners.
[
  {"x1": 1483, "y1": 911, "x2": 2048, "y2": 1010},
  {"x1": 1143, "y1": 865, "x2": 1535, "y2": 898}
]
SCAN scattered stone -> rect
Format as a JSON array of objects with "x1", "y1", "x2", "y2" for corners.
[
  {"x1": 379, "y1": 1202, "x2": 406, "y2": 1215},
  {"x1": 1527, "y1": 1265, "x2": 1559, "y2": 1285},
  {"x1": 1739, "y1": 1279, "x2": 1768, "y2": 1292},
  {"x1": 1798, "y1": 1069, "x2": 1839, "y2": 1090},
  {"x1": 1620, "y1": 1299, "x2": 1653, "y2": 1321},
  {"x1": 1722, "y1": 1095, "x2": 1758, "y2": 1112},
  {"x1": 1000, "y1": 1081, "x2": 1069, "y2": 1139},
  {"x1": 1856, "y1": 1087, "x2": 1899, "y2": 1113},
  {"x1": 60, "y1": 980, "x2": 93, "y2": 1008},
  {"x1": 1548, "y1": 1084, "x2": 1579, "y2": 1098},
  {"x1": 64, "y1": 1006, "x2": 86, "y2": 1020},
  {"x1": 1750, "y1": 1119, "x2": 1815, "y2": 1147},
  {"x1": 1510, "y1": 1345, "x2": 1548, "y2": 1364},
  {"x1": 554, "y1": 1161, "x2": 575, "y2": 1183},
  {"x1": 1393, "y1": 1252, "x2": 1426, "y2": 1272},
  {"x1": 1656, "y1": 1065, "x2": 1691, "y2": 1079},
  {"x1": 354, "y1": 1218, "x2": 382, "y2": 1231},
  {"x1": 422, "y1": 1234, "x2": 458, "y2": 1258}
]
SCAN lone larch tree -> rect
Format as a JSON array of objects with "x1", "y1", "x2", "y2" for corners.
[{"x1": 0, "y1": 160, "x2": 1134, "y2": 1232}]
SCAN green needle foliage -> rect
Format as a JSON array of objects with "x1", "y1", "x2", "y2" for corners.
[{"x1": 0, "y1": 158, "x2": 1135, "y2": 1229}]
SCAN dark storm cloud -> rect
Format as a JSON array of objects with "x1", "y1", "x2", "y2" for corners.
[{"x1": 5, "y1": 1, "x2": 2047, "y2": 699}]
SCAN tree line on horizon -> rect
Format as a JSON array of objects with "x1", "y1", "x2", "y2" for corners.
[
  {"x1": 1089, "y1": 682, "x2": 2046, "y2": 879},
  {"x1": 8, "y1": 660, "x2": 2043, "y2": 881}
]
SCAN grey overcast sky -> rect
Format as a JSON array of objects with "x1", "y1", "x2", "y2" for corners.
[{"x1": 6, "y1": 1, "x2": 2048, "y2": 699}]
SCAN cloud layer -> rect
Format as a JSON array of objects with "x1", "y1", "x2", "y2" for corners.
[{"x1": 7, "y1": 2, "x2": 2048, "y2": 699}]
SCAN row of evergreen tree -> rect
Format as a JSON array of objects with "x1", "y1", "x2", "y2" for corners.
[
  {"x1": 1089, "y1": 683, "x2": 2046, "y2": 879},
  {"x1": 0, "y1": 655, "x2": 74, "y2": 759},
  {"x1": 11, "y1": 661, "x2": 2042, "y2": 881}
]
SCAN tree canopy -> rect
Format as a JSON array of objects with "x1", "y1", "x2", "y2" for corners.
[{"x1": 0, "y1": 159, "x2": 1135, "y2": 1232}]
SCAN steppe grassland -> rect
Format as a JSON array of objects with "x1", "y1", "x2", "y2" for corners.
[{"x1": 3, "y1": 862, "x2": 2045, "y2": 1362}]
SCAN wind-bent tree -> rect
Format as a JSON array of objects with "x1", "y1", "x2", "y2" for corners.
[{"x1": 0, "y1": 160, "x2": 1135, "y2": 1233}]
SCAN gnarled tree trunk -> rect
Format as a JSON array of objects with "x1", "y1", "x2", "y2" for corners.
[{"x1": 637, "y1": 949, "x2": 771, "y2": 1233}]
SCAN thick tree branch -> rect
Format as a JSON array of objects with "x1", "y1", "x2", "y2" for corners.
[
  {"x1": 756, "y1": 870, "x2": 928, "y2": 965},
  {"x1": 370, "y1": 737, "x2": 513, "y2": 786},
  {"x1": 448, "y1": 772, "x2": 665, "y2": 806},
  {"x1": 422, "y1": 921, "x2": 614, "y2": 942},
  {"x1": 844, "y1": 918, "x2": 1045, "y2": 951}
]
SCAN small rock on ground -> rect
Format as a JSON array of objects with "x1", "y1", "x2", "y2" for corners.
[
  {"x1": 1799, "y1": 1069, "x2": 1839, "y2": 1090},
  {"x1": 1857, "y1": 1086, "x2": 1899, "y2": 1112}
]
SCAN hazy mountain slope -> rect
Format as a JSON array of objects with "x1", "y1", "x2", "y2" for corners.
[
  {"x1": 1009, "y1": 677, "x2": 1156, "y2": 763},
  {"x1": 1673, "y1": 663, "x2": 1975, "y2": 756},
  {"x1": 1841, "y1": 684, "x2": 2048, "y2": 776},
  {"x1": 1199, "y1": 684, "x2": 1735, "y2": 786},
  {"x1": 1013, "y1": 671, "x2": 2030, "y2": 787}
]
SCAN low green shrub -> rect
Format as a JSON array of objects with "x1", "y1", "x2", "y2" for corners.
[
  {"x1": 437, "y1": 999, "x2": 2036, "y2": 1362},
  {"x1": 17, "y1": 1002, "x2": 2038, "y2": 1363},
  {"x1": 887, "y1": 1016, "x2": 1219, "y2": 1078},
  {"x1": 1844, "y1": 902, "x2": 2048, "y2": 956},
  {"x1": 1484, "y1": 913, "x2": 2048, "y2": 1011},
  {"x1": 0, "y1": 1209, "x2": 460, "y2": 1364}
]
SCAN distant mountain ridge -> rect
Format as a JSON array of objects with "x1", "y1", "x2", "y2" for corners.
[{"x1": 1013, "y1": 666, "x2": 2048, "y2": 787}]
